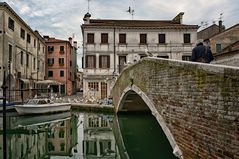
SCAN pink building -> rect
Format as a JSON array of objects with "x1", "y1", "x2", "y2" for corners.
[{"x1": 44, "y1": 36, "x2": 77, "y2": 96}]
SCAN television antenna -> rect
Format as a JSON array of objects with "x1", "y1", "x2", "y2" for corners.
[
  {"x1": 126, "y1": 0, "x2": 135, "y2": 19},
  {"x1": 219, "y1": 13, "x2": 223, "y2": 21},
  {"x1": 87, "y1": 0, "x2": 91, "y2": 13}
]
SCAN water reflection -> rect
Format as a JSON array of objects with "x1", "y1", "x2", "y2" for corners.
[{"x1": 0, "y1": 112, "x2": 175, "y2": 159}]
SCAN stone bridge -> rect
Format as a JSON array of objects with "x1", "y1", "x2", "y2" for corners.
[{"x1": 111, "y1": 58, "x2": 239, "y2": 159}]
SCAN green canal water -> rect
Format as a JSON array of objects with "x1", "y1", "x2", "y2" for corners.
[{"x1": 0, "y1": 111, "x2": 177, "y2": 159}]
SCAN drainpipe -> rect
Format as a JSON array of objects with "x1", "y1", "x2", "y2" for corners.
[
  {"x1": 37, "y1": 38, "x2": 39, "y2": 82},
  {"x1": 113, "y1": 27, "x2": 116, "y2": 75},
  {"x1": 66, "y1": 42, "x2": 68, "y2": 95},
  {"x1": 2, "y1": 11, "x2": 5, "y2": 83}
]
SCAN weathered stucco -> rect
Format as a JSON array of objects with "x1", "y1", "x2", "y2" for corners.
[{"x1": 112, "y1": 57, "x2": 239, "y2": 159}]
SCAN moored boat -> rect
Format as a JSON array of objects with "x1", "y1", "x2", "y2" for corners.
[
  {"x1": 0, "y1": 101, "x2": 16, "y2": 112},
  {"x1": 15, "y1": 98, "x2": 71, "y2": 115}
]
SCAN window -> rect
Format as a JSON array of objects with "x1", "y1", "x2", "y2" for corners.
[
  {"x1": 9, "y1": 44, "x2": 12, "y2": 61},
  {"x1": 47, "y1": 58, "x2": 54, "y2": 66},
  {"x1": 216, "y1": 44, "x2": 222, "y2": 53},
  {"x1": 8, "y1": 17, "x2": 14, "y2": 31},
  {"x1": 27, "y1": 34, "x2": 31, "y2": 43},
  {"x1": 88, "y1": 82, "x2": 99, "y2": 91},
  {"x1": 119, "y1": 34, "x2": 126, "y2": 44},
  {"x1": 60, "y1": 70, "x2": 64, "y2": 77},
  {"x1": 33, "y1": 58, "x2": 36, "y2": 70},
  {"x1": 87, "y1": 33, "x2": 94, "y2": 43},
  {"x1": 59, "y1": 58, "x2": 64, "y2": 65},
  {"x1": 182, "y1": 55, "x2": 191, "y2": 61},
  {"x1": 60, "y1": 143, "x2": 65, "y2": 151},
  {"x1": 26, "y1": 54, "x2": 29, "y2": 67},
  {"x1": 20, "y1": 28, "x2": 25, "y2": 39},
  {"x1": 157, "y1": 55, "x2": 169, "y2": 59},
  {"x1": 140, "y1": 34, "x2": 147, "y2": 44},
  {"x1": 20, "y1": 51, "x2": 23, "y2": 65},
  {"x1": 38, "y1": 42, "x2": 40, "y2": 51},
  {"x1": 59, "y1": 130, "x2": 65, "y2": 138},
  {"x1": 86, "y1": 55, "x2": 96, "y2": 68},
  {"x1": 34, "y1": 39, "x2": 36, "y2": 48},
  {"x1": 48, "y1": 142, "x2": 55, "y2": 151},
  {"x1": 60, "y1": 121, "x2": 65, "y2": 126},
  {"x1": 140, "y1": 55, "x2": 147, "y2": 59},
  {"x1": 47, "y1": 131, "x2": 54, "y2": 138},
  {"x1": 101, "y1": 33, "x2": 108, "y2": 44},
  {"x1": 159, "y1": 34, "x2": 165, "y2": 44},
  {"x1": 48, "y1": 46, "x2": 54, "y2": 52},
  {"x1": 183, "y1": 34, "x2": 191, "y2": 44},
  {"x1": 37, "y1": 60, "x2": 40, "y2": 71},
  {"x1": 60, "y1": 46, "x2": 64, "y2": 52},
  {"x1": 89, "y1": 117, "x2": 99, "y2": 127},
  {"x1": 99, "y1": 55, "x2": 110, "y2": 68},
  {"x1": 48, "y1": 71, "x2": 53, "y2": 77}
]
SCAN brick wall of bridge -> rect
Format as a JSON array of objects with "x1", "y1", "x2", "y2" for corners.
[{"x1": 112, "y1": 58, "x2": 239, "y2": 159}]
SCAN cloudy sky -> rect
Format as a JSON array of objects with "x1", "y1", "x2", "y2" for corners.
[{"x1": 1, "y1": 0, "x2": 239, "y2": 66}]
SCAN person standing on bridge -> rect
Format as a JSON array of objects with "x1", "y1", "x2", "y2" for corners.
[{"x1": 191, "y1": 40, "x2": 214, "y2": 63}]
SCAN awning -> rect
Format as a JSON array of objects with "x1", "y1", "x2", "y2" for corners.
[
  {"x1": 19, "y1": 78, "x2": 30, "y2": 83},
  {"x1": 36, "y1": 80, "x2": 62, "y2": 85}
]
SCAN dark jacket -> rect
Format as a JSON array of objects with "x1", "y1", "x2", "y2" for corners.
[{"x1": 191, "y1": 42, "x2": 214, "y2": 63}]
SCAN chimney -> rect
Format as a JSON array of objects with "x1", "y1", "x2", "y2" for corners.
[
  {"x1": 172, "y1": 12, "x2": 184, "y2": 24},
  {"x1": 219, "y1": 20, "x2": 223, "y2": 33},
  {"x1": 83, "y1": 12, "x2": 91, "y2": 24},
  {"x1": 73, "y1": 41, "x2": 77, "y2": 48},
  {"x1": 43, "y1": 35, "x2": 50, "y2": 41},
  {"x1": 69, "y1": 37, "x2": 72, "y2": 45}
]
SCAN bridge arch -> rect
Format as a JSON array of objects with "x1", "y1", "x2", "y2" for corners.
[
  {"x1": 117, "y1": 84, "x2": 182, "y2": 157},
  {"x1": 112, "y1": 57, "x2": 239, "y2": 158}
]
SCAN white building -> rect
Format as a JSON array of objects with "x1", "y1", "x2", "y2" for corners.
[
  {"x1": 81, "y1": 12, "x2": 198, "y2": 100},
  {"x1": 0, "y1": 2, "x2": 46, "y2": 101}
]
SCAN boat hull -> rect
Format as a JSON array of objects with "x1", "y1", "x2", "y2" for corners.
[{"x1": 15, "y1": 103, "x2": 71, "y2": 115}]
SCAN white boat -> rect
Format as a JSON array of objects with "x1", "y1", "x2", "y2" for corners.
[
  {"x1": 16, "y1": 111, "x2": 71, "y2": 127},
  {"x1": 15, "y1": 98, "x2": 71, "y2": 115}
]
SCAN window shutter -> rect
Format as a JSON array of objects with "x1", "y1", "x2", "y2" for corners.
[
  {"x1": 107, "y1": 56, "x2": 110, "y2": 68},
  {"x1": 93, "y1": 56, "x2": 96, "y2": 68},
  {"x1": 86, "y1": 56, "x2": 88, "y2": 68},
  {"x1": 99, "y1": 56, "x2": 102, "y2": 68}
]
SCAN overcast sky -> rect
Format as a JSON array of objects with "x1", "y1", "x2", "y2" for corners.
[{"x1": 1, "y1": 0, "x2": 239, "y2": 66}]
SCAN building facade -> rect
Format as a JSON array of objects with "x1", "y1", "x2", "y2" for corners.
[
  {"x1": 0, "y1": 2, "x2": 46, "y2": 101},
  {"x1": 197, "y1": 20, "x2": 225, "y2": 41},
  {"x1": 209, "y1": 23, "x2": 239, "y2": 67},
  {"x1": 81, "y1": 12, "x2": 198, "y2": 100},
  {"x1": 209, "y1": 23, "x2": 239, "y2": 54},
  {"x1": 45, "y1": 36, "x2": 77, "y2": 96}
]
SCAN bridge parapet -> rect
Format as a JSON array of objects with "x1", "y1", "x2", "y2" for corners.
[{"x1": 112, "y1": 57, "x2": 239, "y2": 159}]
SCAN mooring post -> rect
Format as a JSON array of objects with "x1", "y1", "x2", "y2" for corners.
[{"x1": 1, "y1": 71, "x2": 8, "y2": 159}]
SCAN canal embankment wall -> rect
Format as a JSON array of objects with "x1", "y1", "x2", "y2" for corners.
[{"x1": 112, "y1": 57, "x2": 239, "y2": 159}]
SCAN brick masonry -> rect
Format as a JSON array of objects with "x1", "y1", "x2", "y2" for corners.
[{"x1": 112, "y1": 57, "x2": 239, "y2": 159}]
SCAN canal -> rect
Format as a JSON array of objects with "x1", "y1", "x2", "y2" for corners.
[{"x1": 0, "y1": 111, "x2": 177, "y2": 159}]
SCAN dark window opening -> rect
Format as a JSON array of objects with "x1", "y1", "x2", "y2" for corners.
[
  {"x1": 140, "y1": 34, "x2": 147, "y2": 44},
  {"x1": 87, "y1": 33, "x2": 94, "y2": 44}
]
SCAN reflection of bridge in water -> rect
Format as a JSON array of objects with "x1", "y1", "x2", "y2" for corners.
[
  {"x1": 112, "y1": 57, "x2": 239, "y2": 158},
  {"x1": 112, "y1": 114, "x2": 177, "y2": 159}
]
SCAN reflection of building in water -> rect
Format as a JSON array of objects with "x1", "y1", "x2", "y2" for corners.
[
  {"x1": 0, "y1": 116, "x2": 47, "y2": 159},
  {"x1": 47, "y1": 115, "x2": 77, "y2": 156},
  {"x1": 83, "y1": 114, "x2": 120, "y2": 158},
  {"x1": 0, "y1": 114, "x2": 77, "y2": 159}
]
